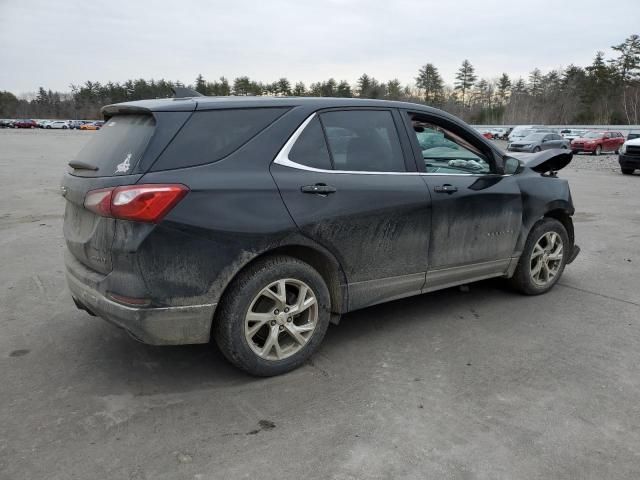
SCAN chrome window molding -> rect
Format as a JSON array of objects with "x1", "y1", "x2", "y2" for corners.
[{"x1": 273, "y1": 112, "x2": 507, "y2": 177}]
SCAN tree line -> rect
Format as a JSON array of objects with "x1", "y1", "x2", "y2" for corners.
[{"x1": 1, "y1": 34, "x2": 639, "y2": 125}]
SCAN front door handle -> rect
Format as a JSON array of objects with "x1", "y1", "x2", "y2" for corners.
[
  {"x1": 434, "y1": 184, "x2": 458, "y2": 194},
  {"x1": 301, "y1": 184, "x2": 337, "y2": 195}
]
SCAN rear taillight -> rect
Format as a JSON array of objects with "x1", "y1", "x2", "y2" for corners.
[{"x1": 84, "y1": 184, "x2": 188, "y2": 223}]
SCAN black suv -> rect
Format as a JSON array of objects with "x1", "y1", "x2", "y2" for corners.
[{"x1": 62, "y1": 97, "x2": 579, "y2": 376}]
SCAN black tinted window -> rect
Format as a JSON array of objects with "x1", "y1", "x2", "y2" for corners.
[
  {"x1": 153, "y1": 108, "x2": 289, "y2": 171},
  {"x1": 289, "y1": 117, "x2": 332, "y2": 170},
  {"x1": 320, "y1": 110, "x2": 405, "y2": 172},
  {"x1": 70, "y1": 114, "x2": 155, "y2": 177}
]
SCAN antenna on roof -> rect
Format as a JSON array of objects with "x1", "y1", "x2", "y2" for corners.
[{"x1": 171, "y1": 87, "x2": 204, "y2": 98}]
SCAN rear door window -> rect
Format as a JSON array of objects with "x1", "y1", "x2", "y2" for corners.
[
  {"x1": 69, "y1": 114, "x2": 155, "y2": 177},
  {"x1": 319, "y1": 110, "x2": 405, "y2": 172},
  {"x1": 152, "y1": 107, "x2": 289, "y2": 171}
]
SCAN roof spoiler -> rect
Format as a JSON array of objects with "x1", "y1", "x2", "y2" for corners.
[{"x1": 171, "y1": 87, "x2": 204, "y2": 98}]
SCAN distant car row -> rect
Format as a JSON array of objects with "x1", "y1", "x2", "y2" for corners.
[
  {"x1": 0, "y1": 119, "x2": 104, "y2": 130},
  {"x1": 499, "y1": 125, "x2": 634, "y2": 155}
]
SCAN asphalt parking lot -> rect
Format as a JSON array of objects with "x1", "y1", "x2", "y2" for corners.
[{"x1": 1, "y1": 130, "x2": 639, "y2": 480}]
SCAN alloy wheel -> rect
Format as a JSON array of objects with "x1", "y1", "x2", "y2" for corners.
[
  {"x1": 244, "y1": 278, "x2": 318, "y2": 361},
  {"x1": 530, "y1": 232, "x2": 564, "y2": 286}
]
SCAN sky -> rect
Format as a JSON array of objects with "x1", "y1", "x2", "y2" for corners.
[{"x1": 1, "y1": 0, "x2": 639, "y2": 95}]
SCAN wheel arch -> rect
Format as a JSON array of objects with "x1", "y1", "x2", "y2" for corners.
[
  {"x1": 543, "y1": 208, "x2": 575, "y2": 247},
  {"x1": 213, "y1": 241, "x2": 349, "y2": 320}
]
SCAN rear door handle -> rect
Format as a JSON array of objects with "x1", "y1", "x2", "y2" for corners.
[
  {"x1": 434, "y1": 184, "x2": 458, "y2": 194},
  {"x1": 301, "y1": 184, "x2": 337, "y2": 195}
]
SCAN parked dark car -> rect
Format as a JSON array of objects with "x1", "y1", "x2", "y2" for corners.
[
  {"x1": 0, "y1": 119, "x2": 14, "y2": 128},
  {"x1": 12, "y1": 119, "x2": 37, "y2": 129},
  {"x1": 62, "y1": 97, "x2": 580, "y2": 376}
]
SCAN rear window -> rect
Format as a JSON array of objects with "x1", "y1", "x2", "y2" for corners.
[
  {"x1": 69, "y1": 114, "x2": 155, "y2": 177},
  {"x1": 151, "y1": 108, "x2": 289, "y2": 171}
]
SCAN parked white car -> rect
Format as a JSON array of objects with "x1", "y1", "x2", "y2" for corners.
[
  {"x1": 508, "y1": 125, "x2": 544, "y2": 142},
  {"x1": 562, "y1": 129, "x2": 589, "y2": 142},
  {"x1": 490, "y1": 127, "x2": 508, "y2": 139},
  {"x1": 46, "y1": 120, "x2": 70, "y2": 129}
]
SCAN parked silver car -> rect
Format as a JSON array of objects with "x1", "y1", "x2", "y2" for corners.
[{"x1": 507, "y1": 132, "x2": 570, "y2": 153}]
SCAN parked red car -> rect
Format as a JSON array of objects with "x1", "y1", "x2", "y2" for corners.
[
  {"x1": 570, "y1": 131, "x2": 625, "y2": 155},
  {"x1": 12, "y1": 119, "x2": 37, "y2": 129}
]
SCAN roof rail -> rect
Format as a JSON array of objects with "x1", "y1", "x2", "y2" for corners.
[{"x1": 171, "y1": 87, "x2": 204, "y2": 98}]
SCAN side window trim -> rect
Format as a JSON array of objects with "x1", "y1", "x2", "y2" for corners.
[{"x1": 274, "y1": 109, "x2": 411, "y2": 175}]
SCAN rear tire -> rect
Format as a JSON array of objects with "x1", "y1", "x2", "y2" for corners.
[
  {"x1": 508, "y1": 218, "x2": 569, "y2": 295},
  {"x1": 621, "y1": 168, "x2": 634, "y2": 175},
  {"x1": 213, "y1": 255, "x2": 331, "y2": 376}
]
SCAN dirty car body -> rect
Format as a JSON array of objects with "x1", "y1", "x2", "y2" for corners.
[{"x1": 62, "y1": 96, "x2": 580, "y2": 376}]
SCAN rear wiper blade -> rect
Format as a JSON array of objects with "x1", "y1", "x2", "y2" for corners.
[{"x1": 68, "y1": 160, "x2": 98, "y2": 171}]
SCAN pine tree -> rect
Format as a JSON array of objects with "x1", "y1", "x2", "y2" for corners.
[
  {"x1": 233, "y1": 76, "x2": 252, "y2": 96},
  {"x1": 610, "y1": 34, "x2": 640, "y2": 82},
  {"x1": 195, "y1": 74, "x2": 207, "y2": 94},
  {"x1": 454, "y1": 60, "x2": 477, "y2": 107},
  {"x1": 528, "y1": 68, "x2": 543, "y2": 96},
  {"x1": 336, "y1": 81, "x2": 352, "y2": 97},
  {"x1": 357, "y1": 74, "x2": 372, "y2": 98},
  {"x1": 276, "y1": 78, "x2": 291, "y2": 96},
  {"x1": 292, "y1": 82, "x2": 306, "y2": 96},
  {"x1": 497, "y1": 73, "x2": 511, "y2": 103},
  {"x1": 321, "y1": 78, "x2": 337, "y2": 97},
  {"x1": 386, "y1": 79, "x2": 403, "y2": 100},
  {"x1": 416, "y1": 63, "x2": 444, "y2": 104}
]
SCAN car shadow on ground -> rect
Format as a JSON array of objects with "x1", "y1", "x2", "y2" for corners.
[{"x1": 71, "y1": 278, "x2": 518, "y2": 393}]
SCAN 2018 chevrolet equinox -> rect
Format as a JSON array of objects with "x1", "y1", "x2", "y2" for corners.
[{"x1": 62, "y1": 96, "x2": 580, "y2": 376}]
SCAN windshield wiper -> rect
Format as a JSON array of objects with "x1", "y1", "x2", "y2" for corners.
[{"x1": 68, "y1": 160, "x2": 98, "y2": 171}]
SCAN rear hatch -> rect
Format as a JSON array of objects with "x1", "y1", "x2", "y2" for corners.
[{"x1": 62, "y1": 111, "x2": 191, "y2": 274}]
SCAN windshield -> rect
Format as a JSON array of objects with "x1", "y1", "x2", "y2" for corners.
[
  {"x1": 584, "y1": 132, "x2": 603, "y2": 139},
  {"x1": 523, "y1": 133, "x2": 546, "y2": 141}
]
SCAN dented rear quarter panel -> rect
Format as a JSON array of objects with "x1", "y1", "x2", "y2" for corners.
[{"x1": 133, "y1": 106, "x2": 345, "y2": 308}]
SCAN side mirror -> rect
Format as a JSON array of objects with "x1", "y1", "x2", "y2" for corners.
[{"x1": 504, "y1": 156, "x2": 523, "y2": 175}]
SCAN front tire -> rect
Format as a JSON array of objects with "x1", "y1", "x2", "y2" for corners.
[
  {"x1": 593, "y1": 145, "x2": 602, "y2": 156},
  {"x1": 214, "y1": 255, "x2": 331, "y2": 376},
  {"x1": 532, "y1": 146, "x2": 541, "y2": 153},
  {"x1": 621, "y1": 168, "x2": 634, "y2": 175},
  {"x1": 508, "y1": 218, "x2": 569, "y2": 295}
]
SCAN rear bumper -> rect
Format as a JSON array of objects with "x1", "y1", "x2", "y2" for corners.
[
  {"x1": 619, "y1": 154, "x2": 640, "y2": 169},
  {"x1": 571, "y1": 145, "x2": 596, "y2": 152},
  {"x1": 66, "y1": 256, "x2": 216, "y2": 345}
]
